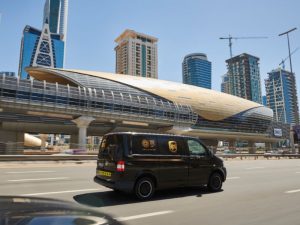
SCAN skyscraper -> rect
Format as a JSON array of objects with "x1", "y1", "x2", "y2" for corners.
[
  {"x1": 182, "y1": 53, "x2": 212, "y2": 89},
  {"x1": 226, "y1": 53, "x2": 262, "y2": 103},
  {"x1": 18, "y1": 0, "x2": 67, "y2": 79},
  {"x1": 18, "y1": 25, "x2": 64, "y2": 79},
  {"x1": 262, "y1": 95, "x2": 267, "y2": 106},
  {"x1": 115, "y1": 29, "x2": 158, "y2": 78},
  {"x1": 43, "y1": 0, "x2": 68, "y2": 41},
  {"x1": 221, "y1": 74, "x2": 230, "y2": 93},
  {"x1": 59, "y1": 0, "x2": 68, "y2": 42},
  {"x1": 265, "y1": 68, "x2": 299, "y2": 124}
]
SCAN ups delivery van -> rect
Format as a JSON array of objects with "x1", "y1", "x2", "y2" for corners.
[{"x1": 94, "y1": 132, "x2": 226, "y2": 200}]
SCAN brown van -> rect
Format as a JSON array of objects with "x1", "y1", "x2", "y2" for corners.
[{"x1": 94, "y1": 132, "x2": 226, "y2": 200}]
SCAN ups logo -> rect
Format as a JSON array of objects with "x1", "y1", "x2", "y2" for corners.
[
  {"x1": 142, "y1": 139, "x2": 156, "y2": 150},
  {"x1": 168, "y1": 141, "x2": 177, "y2": 153}
]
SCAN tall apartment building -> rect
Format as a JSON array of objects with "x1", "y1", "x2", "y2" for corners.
[
  {"x1": 221, "y1": 74, "x2": 230, "y2": 93},
  {"x1": 226, "y1": 53, "x2": 262, "y2": 103},
  {"x1": 265, "y1": 68, "x2": 299, "y2": 124},
  {"x1": 18, "y1": 0, "x2": 67, "y2": 79},
  {"x1": 115, "y1": 29, "x2": 158, "y2": 78},
  {"x1": 182, "y1": 53, "x2": 211, "y2": 89}
]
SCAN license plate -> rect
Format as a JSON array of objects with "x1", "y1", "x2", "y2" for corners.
[{"x1": 97, "y1": 170, "x2": 112, "y2": 177}]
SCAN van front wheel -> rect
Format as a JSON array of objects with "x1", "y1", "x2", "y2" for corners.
[
  {"x1": 208, "y1": 172, "x2": 223, "y2": 192},
  {"x1": 135, "y1": 177, "x2": 155, "y2": 200}
]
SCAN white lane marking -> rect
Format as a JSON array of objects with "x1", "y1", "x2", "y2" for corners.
[
  {"x1": 8, "y1": 177, "x2": 69, "y2": 182},
  {"x1": 21, "y1": 188, "x2": 101, "y2": 196},
  {"x1": 5, "y1": 171, "x2": 55, "y2": 174},
  {"x1": 227, "y1": 177, "x2": 240, "y2": 180},
  {"x1": 285, "y1": 189, "x2": 300, "y2": 194},
  {"x1": 245, "y1": 167, "x2": 265, "y2": 170},
  {"x1": 116, "y1": 210, "x2": 174, "y2": 222}
]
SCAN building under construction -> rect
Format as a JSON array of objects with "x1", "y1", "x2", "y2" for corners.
[{"x1": 225, "y1": 53, "x2": 262, "y2": 104}]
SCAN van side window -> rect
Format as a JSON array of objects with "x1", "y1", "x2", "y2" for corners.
[
  {"x1": 187, "y1": 139, "x2": 207, "y2": 156},
  {"x1": 158, "y1": 136, "x2": 186, "y2": 155},
  {"x1": 132, "y1": 135, "x2": 158, "y2": 154},
  {"x1": 99, "y1": 135, "x2": 123, "y2": 159}
]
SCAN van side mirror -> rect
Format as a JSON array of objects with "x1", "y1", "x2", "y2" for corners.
[{"x1": 207, "y1": 149, "x2": 214, "y2": 157}]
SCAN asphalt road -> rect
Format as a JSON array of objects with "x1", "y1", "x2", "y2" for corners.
[{"x1": 0, "y1": 159, "x2": 300, "y2": 225}]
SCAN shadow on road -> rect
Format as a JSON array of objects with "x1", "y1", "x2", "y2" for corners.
[{"x1": 73, "y1": 187, "x2": 223, "y2": 208}]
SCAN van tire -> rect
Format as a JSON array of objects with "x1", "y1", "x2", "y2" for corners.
[
  {"x1": 208, "y1": 172, "x2": 223, "y2": 192},
  {"x1": 134, "y1": 177, "x2": 155, "y2": 200}
]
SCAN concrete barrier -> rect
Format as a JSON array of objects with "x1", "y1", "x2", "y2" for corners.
[
  {"x1": 217, "y1": 154, "x2": 300, "y2": 160},
  {"x1": 0, "y1": 155, "x2": 97, "y2": 161},
  {"x1": 0, "y1": 154, "x2": 299, "y2": 161}
]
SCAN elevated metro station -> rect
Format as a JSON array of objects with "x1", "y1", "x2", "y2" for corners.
[{"x1": 0, "y1": 67, "x2": 290, "y2": 153}]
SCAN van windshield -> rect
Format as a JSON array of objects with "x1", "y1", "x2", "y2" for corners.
[{"x1": 99, "y1": 135, "x2": 123, "y2": 160}]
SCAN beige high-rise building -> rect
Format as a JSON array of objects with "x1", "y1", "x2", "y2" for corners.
[{"x1": 115, "y1": 29, "x2": 158, "y2": 78}]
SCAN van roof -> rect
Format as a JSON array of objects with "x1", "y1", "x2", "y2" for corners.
[{"x1": 103, "y1": 132, "x2": 197, "y2": 139}]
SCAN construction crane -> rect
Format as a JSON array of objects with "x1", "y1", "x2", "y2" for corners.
[
  {"x1": 279, "y1": 47, "x2": 300, "y2": 70},
  {"x1": 219, "y1": 35, "x2": 268, "y2": 58}
]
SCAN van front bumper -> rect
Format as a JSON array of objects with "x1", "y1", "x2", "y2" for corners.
[{"x1": 93, "y1": 176, "x2": 134, "y2": 193}]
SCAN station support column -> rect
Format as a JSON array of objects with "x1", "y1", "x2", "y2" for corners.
[
  {"x1": 40, "y1": 134, "x2": 48, "y2": 151},
  {"x1": 229, "y1": 140, "x2": 236, "y2": 152},
  {"x1": 290, "y1": 124, "x2": 296, "y2": 153},
  {"x1": 72, "y1": 116, "x2": 95, "y2": 150},
  {"x1": 264, "y1": 142, "x2": 272, "y2": 152},
  {"x1": 248, "y1": 141, "x2": 256, "y2": 154}
]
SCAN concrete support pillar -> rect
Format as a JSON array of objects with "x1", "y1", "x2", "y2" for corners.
[
  {"x1": 229, "y1": 140, "x2": 236, "y2": 152},
  {"x1": 40, "y1": 134, "x2": 48, "y2": 151},
  {"x1": 265, "y1": 142, "x2": 272, "y2": 152},
  {"x1": 290, "y1": 125, "x2": 296, "y2": 153},
  {"x1": 0, "y1": 130, "x2": 24, "y2": 155},
  {"x1": 248, "y1": 141, "x2": 256, "y2": 154},
  {"x1": 72, "y1": 116, "x2": 95, "y2": 150},
  {"x1": 70, "y1": 134, "x2": 78, "y2": 149}
]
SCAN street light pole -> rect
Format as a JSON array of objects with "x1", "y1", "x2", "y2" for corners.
[{"x1": 279, "y1": 27, "x2": 297, "y2": 74}]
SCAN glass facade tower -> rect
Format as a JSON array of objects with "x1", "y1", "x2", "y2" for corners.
[
  {"x1": 43, "y1": 0, "x2": 68, "y2": 41},
  {"x1": 18, "y1": 0, "x2": 67, "y2": 79},
  {"x1": 18, "y1": 25, "x2": 64, "y2": 79},
  {"x1": 265, "y1": 68, "x2": 299, "y2": 124},
  {"x1": 221, "y1": 74, "x2": 229, "y2": 93},
  {"x1": 182, "y1": 53, "x2": 212, "y2": 89}
]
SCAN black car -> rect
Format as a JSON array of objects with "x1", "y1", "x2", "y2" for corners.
[
  {"x1": 94, "y1": 132, "x2": 226, "y2": 200},
  {"x1": 0, "y1": 196, "x2": 122, "y2": 225}
]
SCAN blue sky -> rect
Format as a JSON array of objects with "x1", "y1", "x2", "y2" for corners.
[{"x1": 0, "y1": 0, "x2": 299, "y2": 96}]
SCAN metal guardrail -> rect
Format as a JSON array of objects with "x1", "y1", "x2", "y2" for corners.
[
  {"x1": 0, "y1": 142, "x2": 100, "y2": 155},
  {"x1": 217, "y1": 153, "x2": 300, "y2": 160},
  {"x1": 0, "y1": 155, "x2": 97, "y2": 161},
  {"x1": 0, "y1": 154, "x2": 299, "y2": 161}
]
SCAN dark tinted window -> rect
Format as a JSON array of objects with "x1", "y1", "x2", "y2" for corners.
[
  {"x1": 187, "y1": 139, "x2": 207, "y2": 156},
  {"x1": 132, "y1": 135, "x2": 158, "y2": 154},
  {"x1": 99, "y1": 135, "x2": 123, "y2": 160},
  {"x1": 158, "y1": 136, "x2": 187, "y2": 155}
]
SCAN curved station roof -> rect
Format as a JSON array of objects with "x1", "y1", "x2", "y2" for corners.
[
  {"x1": 26, "y1": 67, "x2": 284, "y2": 142},
  {"x1": 28, "y1": 67, "x2": 271, "y2": 121}
]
